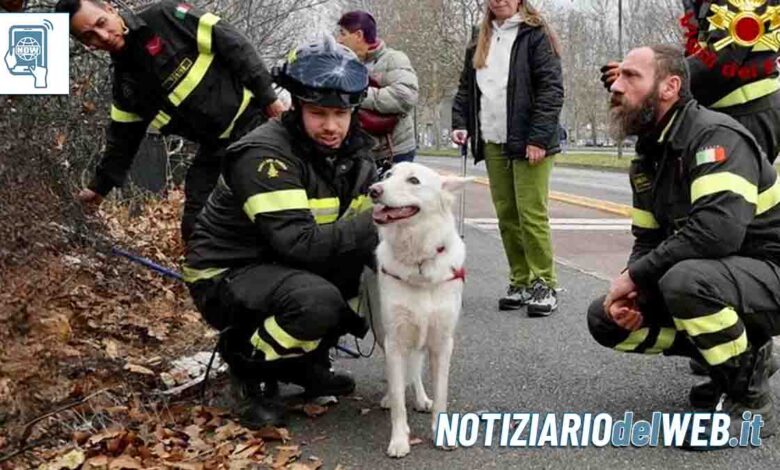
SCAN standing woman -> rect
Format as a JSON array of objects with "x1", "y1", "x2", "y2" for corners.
[{"x1": 452, "y1": 0, "x2": 563, "y2": 316}]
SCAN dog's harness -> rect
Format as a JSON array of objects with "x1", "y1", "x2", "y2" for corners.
[{"x1": 380, "y1": 245, "x2": 466, "y2": 284}]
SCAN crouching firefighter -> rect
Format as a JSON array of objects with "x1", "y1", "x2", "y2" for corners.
[
  {"x1": 182, "y1": 35, "x2": 377, "y2": 427},
  {"x1": 588, "y1": 45, "x2": 780, "y2": 449}
]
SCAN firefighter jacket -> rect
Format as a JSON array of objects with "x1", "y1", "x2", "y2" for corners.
[
  {"x1": 183, "y1": 114, "x2": 378, "y2": 282},
  {"x1": 683, "y1": 0, "x2": 780, "y2": 109},
  {"x1": 627, "y1": 99, "x2": 780, "y2": 289},
  {"x1": 91, "y1": 0, "x2": 277, "y2": 195}
]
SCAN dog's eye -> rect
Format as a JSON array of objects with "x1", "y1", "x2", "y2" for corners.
[
  {"x1": 407, "y1": 176, "x2": 420, "y2": 185},
  {"x1": 383, "y1": 171, "x2": 393, "y2": 180}
]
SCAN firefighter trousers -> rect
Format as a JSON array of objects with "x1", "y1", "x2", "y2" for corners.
[
  {"x1": 587, "y1": 256, "x2": 780, "y2": 369},
  {"x1": 188, "y1": 263, "x2": 368, "y2": 380}
]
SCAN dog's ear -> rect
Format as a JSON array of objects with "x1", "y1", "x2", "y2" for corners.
[{"x1": 441, "y1": 176, "x2": 475, "y2": 193}]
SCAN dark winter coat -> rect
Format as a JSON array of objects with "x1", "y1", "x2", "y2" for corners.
[{"x1": 451, "y1": 22, "x2": 563, "y2": 163}]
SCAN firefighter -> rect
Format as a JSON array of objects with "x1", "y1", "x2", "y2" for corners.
[
  {"x1": 55, "y1": 0, "x2": 285, "y2": 240},
  {"x1": 182, "y1": 35, "x2": 376, "y2": 428},
  {"x1": 588, "y1": 44, "x2": 780, "y2": 449},
  {"x1": 601, "y1": 0, "x2": 780, "y2": 163}
]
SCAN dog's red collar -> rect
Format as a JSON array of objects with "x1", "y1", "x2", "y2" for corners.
[
  {"x1": 379, "y1": 244, "x2": 465, "y2": 283},
  {"x1": 380, "y1": 266, "x2": 466, "y2": 283}
]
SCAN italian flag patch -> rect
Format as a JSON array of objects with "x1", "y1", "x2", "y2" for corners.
[
  {"x1": 174, "y1": 3, "x2": 192, "y2": 20},
  {"x1": 695, "y1": 146, "x2": 727, "y2": 166}
]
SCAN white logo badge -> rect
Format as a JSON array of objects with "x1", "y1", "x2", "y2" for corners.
[{"x1": 0, "y1": 13, "x2": 69, "y2": 95}]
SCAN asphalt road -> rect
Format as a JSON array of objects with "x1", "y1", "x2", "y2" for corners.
[
  {"x1": 265, "y1": 162, "x2": 779, "y2": 469},
  {"x1": 418, "y1": 156, "x2": 633, "y2": 206},
  {"x1": 280, "y1": 225, "x2": 780, "y2": 469}
]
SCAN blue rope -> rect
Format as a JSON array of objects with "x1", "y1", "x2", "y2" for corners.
[{"x1": 109, "y1": 245, "x2": 361, "y2": 357}]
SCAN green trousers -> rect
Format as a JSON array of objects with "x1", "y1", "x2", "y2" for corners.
[{"x1": 484, "y1": 142, "x2": 556, "y2": 288}]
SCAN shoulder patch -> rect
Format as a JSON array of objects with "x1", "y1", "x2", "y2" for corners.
[
  {"x1": 174, "y1": 3, "x2": 192, "y2": 20},
  {"x1": 631, "y1": 172, "x2": 652, "y2": 193},
  {"x1": 258, "y1": 158, "x2": 288, "y2": 179},
  {"x1": 695, "y1": 146, "x2": 727, "y2": 166}
]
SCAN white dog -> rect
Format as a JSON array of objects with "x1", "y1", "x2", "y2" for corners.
[{"x1": 368, "y1": 162, "x2": 471, "y2": 458}]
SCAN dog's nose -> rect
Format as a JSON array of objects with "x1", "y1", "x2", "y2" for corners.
[{"x1": 369, "y1": 185, "x2": 383, "y2": 200}]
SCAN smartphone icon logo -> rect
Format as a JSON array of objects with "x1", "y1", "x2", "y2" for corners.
[
  {"x1": 1, "y1": 14, "x2": 68, "y2": 94},
  {"x1": 5, "y1": 22, "x2": 49, "y2": 87}
]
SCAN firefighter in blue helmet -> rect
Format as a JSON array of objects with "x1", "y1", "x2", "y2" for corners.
[
  {"x1": 183, "y1": 35, "x2": 377, "y2": 428},
  {"x1": 55, "y1": 0, "x2": 285, "y2": 240}
]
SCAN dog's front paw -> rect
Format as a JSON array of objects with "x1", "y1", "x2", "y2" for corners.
[
  {"x1": 387, "y1": 437, "x2": 411, "y2": 458},
  {"x1": 413, "y1": 396, "x2": 433, "y2": 413}
]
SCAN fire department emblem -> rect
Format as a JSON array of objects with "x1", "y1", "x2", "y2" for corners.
[
  {"x1": 258, "y1": 158, "x2": 288, "y2": 178},
  {"x1": 708, "y1": 0, "x2": 780, "y2": 51}
]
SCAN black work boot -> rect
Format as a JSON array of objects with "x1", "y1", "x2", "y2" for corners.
[
  {"x1": 689, "y1": 357, "x2": 709, "y2": 376},
  {"x1": 689, "y1": 348, "x2": 780, "y2": 410},
  {"x1": 229, "y1": 371, "x2": 287, "y2": 429},
  {"x1": 682, "y1": 341, "x2": 777, "y2": 450},
  {"x1": 283, "y1": 350, "x2": 355, "y2": 398}
]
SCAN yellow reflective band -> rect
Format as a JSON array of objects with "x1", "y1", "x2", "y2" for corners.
[
  {"x1": 340, "y1": 195, "x2": 373, "y2": 220},
  {"x1": 197, "y1": 13, "x2": 220, "y2": 54},
  {"x1": 700, "y1": 331, "x2": 748, "y2": 366},
  {"x1": 111, "y1": 105, "x2": 143, "y2": 123},
  {"x1": 264, "y1": 316, "x2": 320, "y2": 352},
  {"x1": 631, "y1": 208, "x2": 660, "y2": 229},
  {"x1": 711, "y1": 78, "x2": 780, "y2": 109},
  {"x1": 220, "y1": 88, "x2": 254, "y2": 139},
  {"x1": 181, "y1": 265, "x2": 228, "y2": 284},
  {"x1": 757, "y1": 176, "x2": 780, "y2": 215},
  {"x1": 168, "y1": 53, "x2": 214, "y2": 106},
  {"x1": 249, "y1": 330, "x2": 304, "y2": 361},
  {"x1": 349, "y1": 195, "x2": 373, "y2": 214},
  {"x1": 309, "y1": 197, "x2": 340, "y2": 224},
  {"x1": 673, "y1": 307, "x2": 739, "y2": 337},
  {"x1": 151, "y1": 110, "x2": 171, "y2": 130},
  {"x1": 615, "y1": 328, "x2": 650, "y2": 352},
  {"x1": 243, "y1": 189, "x2": 309, "y2": 222},
  {"x1": 645, "y1": 328, "x2": 676, "y2": 354},
  {"x1": 690, "y1": 172, "x2": 757, "y2": 205}
]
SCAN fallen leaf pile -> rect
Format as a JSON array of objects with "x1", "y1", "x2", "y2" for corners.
[{"x1": 0, "y1": 189, "x2": 329, "y2": 469}]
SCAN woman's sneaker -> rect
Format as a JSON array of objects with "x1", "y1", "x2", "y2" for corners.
[
  {"x1": 527, "y1": 279, "x2": 558, "y2": 317},
  {"x1": 499, "y1": 285, "x2": 531, "y2": 310}
]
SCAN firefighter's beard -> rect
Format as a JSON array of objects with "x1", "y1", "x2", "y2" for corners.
[{"x1": 609, "y1": 88, "x2": 660, "y2": 141}]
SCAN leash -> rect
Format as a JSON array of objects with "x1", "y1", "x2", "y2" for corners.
[
  {"x1": 353, "y1": 272, "x2": 379, "y2": 358},
  {"x1": 52, "y1": 222, "x2": 362, "y2": 357},
  {"x1": 458, "y1": 144, "x2": 468, "y2": 239}
]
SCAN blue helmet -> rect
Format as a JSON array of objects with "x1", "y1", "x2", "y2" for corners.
[{"x1": 273, "y1": 34, "x2": 369, "y2": 108}]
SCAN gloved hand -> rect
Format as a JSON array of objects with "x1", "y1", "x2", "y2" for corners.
[
  {"x1": 342, "y1": 309, "x2": 370, "y2": 339},
  {"x1": 599, "y1": 61, "x2": 620, "y2": 91}
]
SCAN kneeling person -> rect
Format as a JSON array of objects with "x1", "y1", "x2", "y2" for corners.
[
  {"x1": 587, "y1": 45, "x2": 780, "y2": 447},
  {"x1": 183, "y1": 36, "x2": 377, "y2": 428}
]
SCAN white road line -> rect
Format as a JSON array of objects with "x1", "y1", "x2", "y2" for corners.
[
  {"x1": 465, "y1": 218, "x2": 631, "y2": 232},
  {"x1": 466, "y1": 218, "x2": 630, "y2": 225}
]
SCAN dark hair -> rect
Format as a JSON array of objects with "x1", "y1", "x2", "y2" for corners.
[
  {"x1": 337, "y1": 10, "x2": 377, "y2": 44},
  {"x1": 649, "y1": 44, "x2": 692, "y2": 102},
  {"x1": 54, "y1": 0, "x2": 104, "y2": 18}
]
